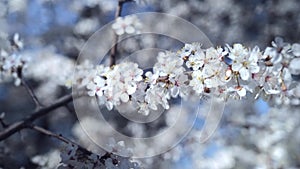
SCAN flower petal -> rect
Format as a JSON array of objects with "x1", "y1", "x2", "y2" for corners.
[
  {"x1": 232, "y1": 62, "x2": 243, "y2": 71},
  {"x1": 120, "y1": 93, "x2": 129, "y2": 102},
  {"x1": 170, "y1": 87, "x2": 179, "y2": 98},
  {"x1": 249, "y1": 64, "x2": 260, "y2": 74},
  {"x1": 239, "y1": 67, "x2": 250, "y2": 80},
  {"x1": 237, "y1": 87, "x2": 246, "y2": 97}
]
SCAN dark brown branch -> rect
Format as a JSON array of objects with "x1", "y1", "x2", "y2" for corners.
[
  {"x1": 0, "y1": 94, "x2": 73, "y2": 141},
  {"x1": 27, "y1": 125, "x2": 115, "y2": 165},
  {"x1": 29, "y1": 124, "x2": 73, "y2": 144},
  {"x1": 27, "y1": 124, "x2": 91, "y2": 155},
  {"x1": 0, "y1": 119, "x2": 7, "y2": 128},
  {"x1": 21, "y1": 77, "x2": 43, "y2": 108},
  {"x1": 109, "y1": 0, "x2": 135, "y2": 66}
]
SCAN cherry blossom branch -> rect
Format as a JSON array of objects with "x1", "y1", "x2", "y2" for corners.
[
  {"x1": 110, "y1": 0, "x2": 135, "y2": 66},
  {"x1": 0, "y1": 93, "x2": 74, "y2": 141},
  {"x1": 82, "y1": 40, "x2": 300, "y2": 115}
]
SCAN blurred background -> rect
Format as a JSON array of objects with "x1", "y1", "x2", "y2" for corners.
[{"x1": 0, "y1": 0, "x2": 300, "y2": 168}]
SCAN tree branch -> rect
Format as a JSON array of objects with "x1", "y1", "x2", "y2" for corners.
[
  {"x1": 26, "y1": 124, "x2": 91, "y2": 155},
  {"x1": 0, "y1": 94, "x2": 74, "y2": 141},
  {"x1": 21, "y1": 77, "x2": 43, "y2": 108},
  {"x1": 109, "y1": 0, "x2": 135, "y2": 66},
  {"x1": 27, "y1": 124, "x2": 115, "y2": 166}
]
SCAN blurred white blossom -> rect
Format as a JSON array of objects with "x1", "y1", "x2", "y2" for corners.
[
  {"x1": 0, "y1": 34, "x2": 28, "y2": 86},
  {"x1": 112, "y1": 15, "x2": 142, "y2": 35},
  {"x1": 31, "y1": 150, "x2": 61, "y2": 169}
]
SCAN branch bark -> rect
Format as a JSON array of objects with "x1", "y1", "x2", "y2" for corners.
[
  {"x1": 27, "y1": 124, "x2": 92, "y2": 155},
  {"x1": 0, "y1": 94, "x2": 73, "y2": 141},
  {"x1": 21, "y1": 77, "x2": 43, "y2": 108},
  {"x1": 27, "y1": 124, "x2": 115, "y2": 166}
]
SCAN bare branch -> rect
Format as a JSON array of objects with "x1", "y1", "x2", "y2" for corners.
[
  {"x1": 0, "y1": 94, "x2": 74, "y2": 141},
  {"x1": 29, "y1": 124, "x2": 73, "y2": 144},
  {"x1": 21, "y1": 77, "x2": 43, "y2": 108},
  {"x1": 27, "y1": 124, "x2": 115, "y2": 165},
  {"x1": 26, "y1": 124, "x2": 91, "y2": 155},
  {"x1": 0, "y1": 119, "x2": 7, "y2": 128}
]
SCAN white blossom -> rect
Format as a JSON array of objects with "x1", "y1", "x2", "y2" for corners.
[
  {"x1": 31, "y1": 150, "x2": 61, "y2": 169},
  {"x1": 227, "y1": 44, "x2": 260, "y2": 81},
  {"x1": 189, "y1": 69, "x2": 206, "y2": 94},
  {"x1": 262, "y1": 37, "x2": 292, "y2": 65},
  {"x1": 153, "y1": 51, "x2": 184, "y2": 77},
  {"x1": 112, "y1": 15, "x2": 142, "y2": 35},
  {"x1": 145, "y1": 86, "x2": 170, "y2": 110},
  {"x1": 289, "y1": 58, "x2": 300, "y2": 75},
  {"x1": 0, "y1": 36, "x2": 28, "y2": 86},
  {"x1": 227, "y1": 85, "x2": 247, "y2": 98},
  {"x1": 291, "y1": 43, "x2": 300, "y2": 57},
  {"x1": 86, "y1": 76, "x2": 106, "y2": 97},
  {"x1": 183, "y1": 43, "x2": 206, "y2": 70},
  {"x1": 71, "y1": 38, "x2": 300, "y2": 116}
]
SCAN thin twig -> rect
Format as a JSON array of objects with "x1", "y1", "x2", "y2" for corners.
[
  {"x1": 235, "y1": 74, "x2": 240, "y2": 87},
  {"x1": 27, "y1": 124, "x2": 91, "y2": 154},
  {"x1": 0, "y1": 93, "x2": 74, "y2": 141},
  {"x1": 109, "y1": 0, "x2": 135, "y2": 66},
  {"x1": 0, "y1": 119, "x2": 7, "y2": 128},
  {"x1": 27, "y1": 124, "x2": 115, "y2": 164},
  {"x1": 21, "y1": 78, "x2": 43, "y2": 108},
  {"x1": 29, "y1": 124, "x2": 72, "y2": 144}
]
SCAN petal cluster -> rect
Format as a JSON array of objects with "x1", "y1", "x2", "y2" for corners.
[
  {"x1": 71, "y1": 38, "x2": 300, "y2": 116},
  {"x1": 0, "y1": 34, "x2": 28, "y2": 86},
  {"x1": 112, "y1": 15, "x2": 142, "y2": 36}
]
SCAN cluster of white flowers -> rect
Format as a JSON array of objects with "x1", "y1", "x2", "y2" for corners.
[
  {"x1": 31, "y1": 150, "x2": 61, "y2": 169},
  {"x1": 141, "y1": 51, "x2": 190, "y2": 114},
  {"x1": 112, "y1": 15, "x2": 142, "y2": 36},
  {"x1": 74, "y1": 51, "x2": 190, "y2": 115},
  {"x1": 85, "y1": 62, "x2": 143, "y2": 110},
  {"x1": 182, "y1": 39, "x2": 300, "y2": 102},
  {"x1": 182, "y1": 43, "x2": 228, "y2": 95},
  {"x1": 253, "y1": 38, "x2": 300, "y2": 105},
  {"x1": 72, "y1": 38, "x2": 300, "y2": 116},
  {"x1": 58, "y1": 143, "x2": 140, "y2": 169},
  {"x1": 0, "y1": 34, "x2": 28, "y2": 86}
]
